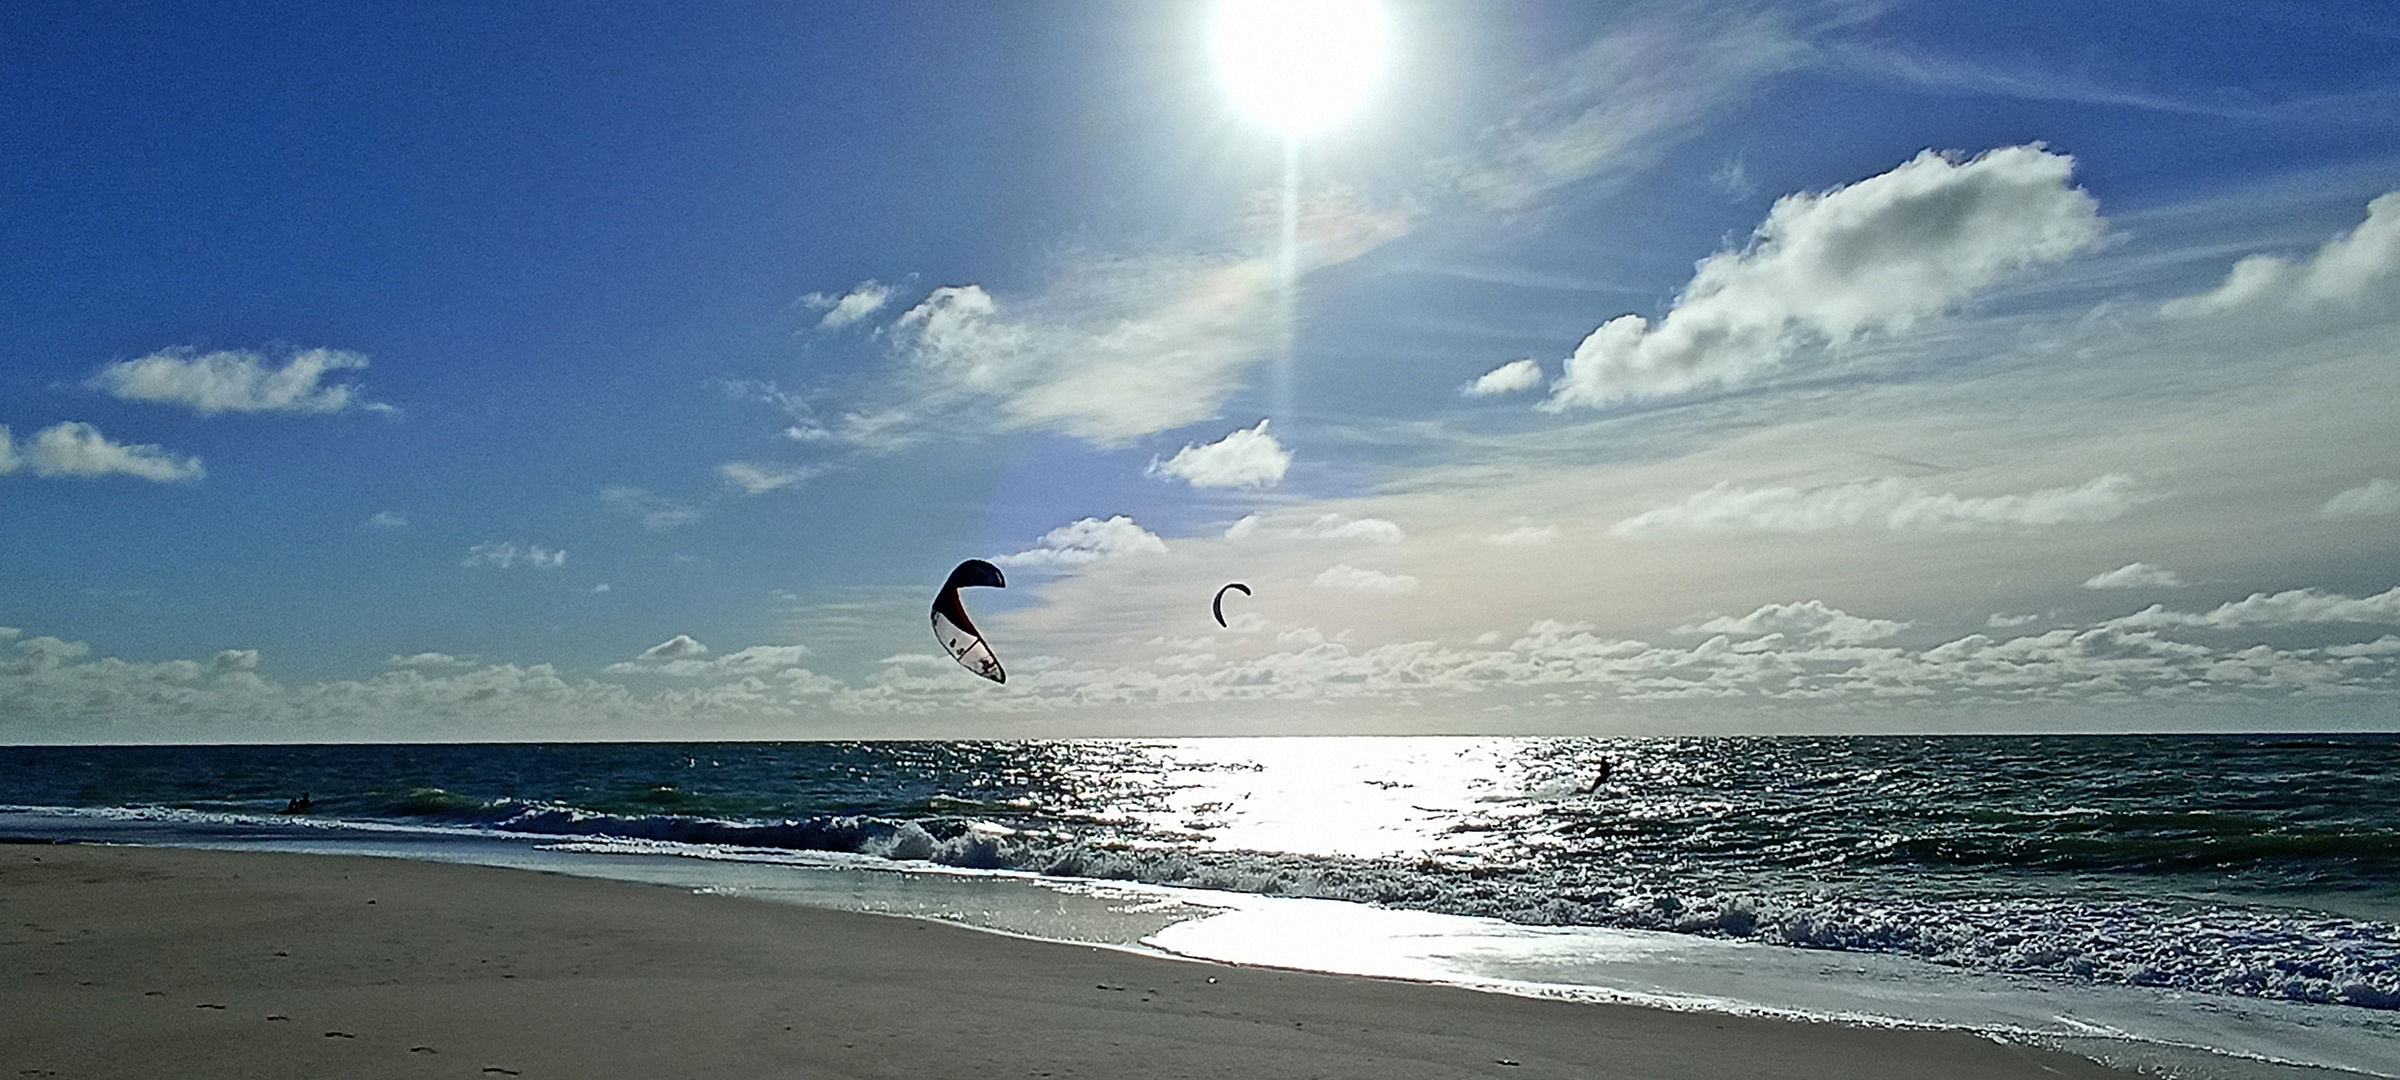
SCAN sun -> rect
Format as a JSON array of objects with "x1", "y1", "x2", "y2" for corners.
[{"x1": 1210, "y1": 0, "x2": 1390, "y2": 137}]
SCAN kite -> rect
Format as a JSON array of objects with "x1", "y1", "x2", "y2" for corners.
[
  {"x1": 932, "y1": 559, "x2": 1008, "y2": 683},
  {"x1": 1212, "y1": 582, "x2": 1252, "y2": 628}
]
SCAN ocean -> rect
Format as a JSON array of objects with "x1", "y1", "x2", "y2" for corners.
[{"x1": 2, "y1": 735, "x2": 2394, "y2": 1078}]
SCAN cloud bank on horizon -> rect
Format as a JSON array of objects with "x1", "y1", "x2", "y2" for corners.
[{"x1": 3, "y1": 1, "x2": 2397, "y2": 741}]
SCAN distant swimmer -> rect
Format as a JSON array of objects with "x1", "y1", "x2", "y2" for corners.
[
  {"x1": 283, "y1": 793, "x2": 313, "y2": 813},
  {"x1": 1580, "y1": 759, "x2": 1612, "y2": 794}
]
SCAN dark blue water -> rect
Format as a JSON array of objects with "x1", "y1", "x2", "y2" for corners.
[{"x1": 4, "y1": 734, "x2": 2395, "y2": 1011}]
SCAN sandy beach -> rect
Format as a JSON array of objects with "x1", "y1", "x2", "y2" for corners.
[{"x1": 0, "y1": 845, "x2": 2128, "y2": 1079}]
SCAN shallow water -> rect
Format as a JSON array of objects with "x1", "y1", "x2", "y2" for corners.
[{"x1": 3, "y1": 735, "x2": 2396, "y2": 1076}]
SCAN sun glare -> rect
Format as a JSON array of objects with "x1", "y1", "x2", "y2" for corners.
[{"x1": 1211, "y1": 0, "x2": 1389, "y2": 137}]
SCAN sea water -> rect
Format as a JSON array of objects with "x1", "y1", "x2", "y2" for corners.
[{"x1": 1, "y1": 735, "x2": 2394, "y2": 1078}]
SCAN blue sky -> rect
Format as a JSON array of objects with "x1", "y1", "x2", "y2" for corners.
[{"x1": 5, "y1": 0, "x2": 2399, "y2": 741}]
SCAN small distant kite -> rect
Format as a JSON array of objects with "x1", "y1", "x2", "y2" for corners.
[
  {"x1": 1212, "y1": 582, "x2": 1252, "y2": 628},
  {"x1": 932, "y1": 559, "x2": 1007, "y2": 683}
]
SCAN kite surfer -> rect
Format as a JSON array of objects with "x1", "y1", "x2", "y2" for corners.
[
  {"x1": 932, "y1": 559, "x2": 1007, "y2": 683},
  {"x1": 1212, "y1": 582, "x2": 1251, "y2": 628}
]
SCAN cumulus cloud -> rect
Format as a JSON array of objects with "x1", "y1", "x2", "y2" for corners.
[
  {"x1": 2111, "y1": 585, "x2": 2400, "y2": 630},
  {"x1": 1148, "y1": 420, "x2": 1291, "y2": 488},
  {"x1": 386, "y1": 652, "x2": 472, "y2": 670},
  {"x1": 2164, "y1": 191, "x2": 2400, "y2": 316},
  {"x1": 4, "y1": 421, "x2": 205, "y2": 482},
  {"x1": 1463, "y1": 359, "x2": 1545, "y2": 396},
  {"x1": 89, "y1": 347, "x2": 381, "y2": 415},
  {"x1": 993, "y1": 515, "x2": 1167, "y2": 569},
  {"x1": 2322, "y1": 478, "x2": 2400, "y2": 520},
  {"x1": 1312, "y1": 564, "x2": 1420, "y2": 594},
  {"x1": 366, "y1": 511, "x2": 408, "y2": 529},
  {"x1": 806, "y1": 280, "x2": 893, "y2": 330},
  {"x1": 1680, "y1": 600, "x2": 1906, "y2": 644},
  {"x1": 716, "y1": 462, "x2": 819, "y2": 496},
  {"x1": 1293, "y1": 513, "x2": 1406, "y2": 543},
  {"x1": 1611, "y1": 474, "x2": 2139, "y2": 536},
  {"x1": 1544, "y1": 146, "x2": 2104, "y2": 410},
  {"x1": 599, "y1": 635, "x2": 816, "y2": 678},
  {"x1": 2082, "y1": 562, "x2": 2186, "y2": 589},
  {"x1": 461, "y1": 542, "x2": 566, "y2": 569},
  {"x1": 602, "y1": 486, "x2": 703, "y2": 529},
  {"x1": 1486, "y1": 521, "x2": 1561, "y2": 547}
]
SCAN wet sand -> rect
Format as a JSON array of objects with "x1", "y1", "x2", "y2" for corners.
[{"x1": 0, "y1": 845, "x2": 2126, "y2": 1078}]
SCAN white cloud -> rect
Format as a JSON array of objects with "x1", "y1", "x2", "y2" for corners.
[
  {"x1": 2322, "y1": 478, "x2": 2400, "y2": 520},
  {"x1": 600, "y1": 635, "x2": 816, "y2": 678},
  {"x1": 0, "y1": 427, "x2": 16, "y2": 475},
  {"x1": 1987, "y1": 613, "x2": 2041, "y2": 628},
  {"x1": 2111, "y1": 586, "x2": 2400, "y2": 630},
  {"x1": 601, "y1": 486, "x2": 703, "y2": 529},
  {"x1": 2164, "y1": 191, "x2": 2400, "y2": 315},
  {"x1": 89, "y1": 347, "x2": 380, "y2": 415},
  {"x1": 2082, "y1": 562, "x2": 2186, "y2": 589},
  {"x1": 993, "y1": 515, "x2": 1168, "y2": 569},
  {"x1": 806, "y1": 280, "x2": 893, "y2": 330},
  {"x1": 387, "y1": 652, "x2": 472, "y2": 670},
  {"x1": 1312, "y1": 564, "x2": 1420, "y2": 594},
  {"x1": 366, "y1": 511, "x2": 408, "y2": 529},
  {"x1": 1293, "y1": 513, "x2": 1405, "y2": 543},
  {"x1": 640, "y1": 635, "x2": 709, "y2": 661},
  {"x1": 716, "y1": 462, "x2": 819, "y2": 496},
  {"x1": 1611, "y1": 474, "x2": 2139, "y2": 536},
  {"x1": 1148, "y1": 420, "x2": 1291, "y2": 489},
  {"x1": 13, "y1": 421, "x2": 205, "y2": 482},
  {"x1": 1485, "y1": 521, "x2": 1561, "y2": 547},
  {"x1": 1462, "y1": 359, "x2": 1544, "y2": 396},
  {"x1": 461, "y1": 542, "x2": 566, "y2": 569},
  {"x1": 1544, "y1": 146, "x2": 2104, "y2": 410},
  {"x1": 1681, "y1": 600, "x2": 1906, "y2": 644},
  {"x1": 866, "y1": 196, "x2": 1406, "y2": 449}
]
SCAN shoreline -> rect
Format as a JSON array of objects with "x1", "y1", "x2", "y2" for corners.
[{"x1": 1, "y1": 844, "x2": 2133, "y2": 1079}]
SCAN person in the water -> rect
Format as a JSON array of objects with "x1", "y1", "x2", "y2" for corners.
[{"x1": 1580, "y1": 759, "x2": 1612, "y2": 794}]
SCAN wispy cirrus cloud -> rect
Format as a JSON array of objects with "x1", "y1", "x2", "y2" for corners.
[
  {"x1": 716, "y1": 462, "x2": 820, "y2": 496},
  {"x1": 601, "y1": 486, "x2": 703, "y2": 529},
  {"x1": 843, "y1": 194, "x2": 1407, "y2": 449},
  {"x1": 0, "y1": 422, "x2": 205, "y2": 482},
  {"x1": 88, "y1": 347, "x2": 386, "y2": 416},
  {"x1": 461, "y1": 542, "x2": 565, "y2": 569},
  {"x1": 1611, "y1": 474, "x2": 2140, "y2": 537},
  {"x1": 1542, "y1": 146, "x2": 2104, "y2": 410},
  {"x1": 1441, "y1": 2, "x2": 1840, "y2": 211}
]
